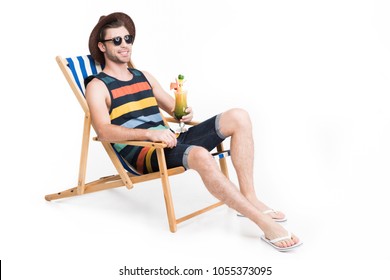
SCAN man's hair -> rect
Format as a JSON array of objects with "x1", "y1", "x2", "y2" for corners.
[{"x1": 98, "y1": 19, "x2": 125, "y2": 41}]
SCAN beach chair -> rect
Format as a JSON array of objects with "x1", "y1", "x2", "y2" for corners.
[{"x1": 44, "y1": 55, "x2": 230, "y2": 232}]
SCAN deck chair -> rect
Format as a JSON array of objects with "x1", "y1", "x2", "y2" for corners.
[{"x1": 45, "y1": 55, "x2": 231, "y2": 233}]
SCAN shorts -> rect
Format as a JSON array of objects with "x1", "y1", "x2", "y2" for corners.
[{"x1": 133, "y1": 114, "x2": 226, "y2": 173}]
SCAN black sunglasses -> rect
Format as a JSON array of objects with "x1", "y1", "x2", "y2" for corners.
[{"x1": 100, "y1": 34, "x2": 134, "y2": 46}]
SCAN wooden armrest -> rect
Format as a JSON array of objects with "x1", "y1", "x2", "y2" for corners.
[{"x1": 93, "y1": 137, "x2": 167, "y2": 148}]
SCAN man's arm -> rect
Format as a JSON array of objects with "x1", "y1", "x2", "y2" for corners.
[{"x1": 142, "y1": 71, "x2": 175, "y2": 114}]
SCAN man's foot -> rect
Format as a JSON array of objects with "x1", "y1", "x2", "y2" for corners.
[
  {"x1": 239, "y1": 195, "x2": 287, "y2": 222},
  {"x1": 262, "y1": 209, "x2": 287, "y2": 222},
  {"x1": 262, "y1": 221, "x2": 301, "y2": 251},
  {"x1": 261, "y1": 232, "x2": 302, "y2": 251},
  {"x1": 237, "y1": 209, "x2": 287, "y2": 222},
  {"x1": 252, "y1": 201, "x2": 286, "y2": 221}
]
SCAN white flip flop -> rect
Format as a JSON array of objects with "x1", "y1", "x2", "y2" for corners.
[
  {"x1": 237, "y1": 209, "x2": 287, "y2": 222},
  {"x1": 261, "y1": 232, "x2": 302, "y2": 252}
]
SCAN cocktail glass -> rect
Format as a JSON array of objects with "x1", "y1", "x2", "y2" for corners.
[{"x1": 174, "y1": 89, "x2": 188, "y2": 133}]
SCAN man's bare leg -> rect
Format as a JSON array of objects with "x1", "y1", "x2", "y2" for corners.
[
  {"x1": 218, "y1": 109, "x2": 285, "y2": 220},
  {"x1": 187, "y1": 146, "x2": 299, "y2": 249}
]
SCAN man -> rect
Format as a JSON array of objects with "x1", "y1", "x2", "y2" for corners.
[{"x1": 85, "y1": 12, "x2": 301, "y2": 251}]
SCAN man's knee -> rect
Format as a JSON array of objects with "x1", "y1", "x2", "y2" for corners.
[
  {"x1": 220, "y1": 108, "x2": 252, "y2": 134},
  {"x1": 187, "y1": 146, "x2": 214, "y2": 170},
  {"x1": 229, "y1": 108, "x2": 250, "y2": 122}
]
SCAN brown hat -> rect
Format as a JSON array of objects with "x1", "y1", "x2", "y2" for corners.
[{"x1": 89, "y1": 12, "x2": 136, "y2": 65}]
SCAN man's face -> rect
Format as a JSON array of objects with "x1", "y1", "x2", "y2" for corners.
[{"x1": 100, "y1": 26, "x2": 133, "y2": 64}]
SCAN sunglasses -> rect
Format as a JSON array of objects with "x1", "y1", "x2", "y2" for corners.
[{"x1": 100, "y1": 34, "x2": 134, "y2": 46}]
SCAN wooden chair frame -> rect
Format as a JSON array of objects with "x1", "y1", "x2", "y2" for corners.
[{"x1": 45, "y1": 55, "x2": 230, "y2": 233}]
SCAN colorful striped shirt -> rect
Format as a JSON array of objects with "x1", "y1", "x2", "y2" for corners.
[{"x1": 94, "y1": 68, "x2": 167, "y2": 174}]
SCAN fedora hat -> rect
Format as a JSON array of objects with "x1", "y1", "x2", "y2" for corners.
[{"x1": 89, "y1": 12, "x2": 136, "y2": 65}]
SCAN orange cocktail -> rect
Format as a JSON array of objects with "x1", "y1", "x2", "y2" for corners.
[
  {"x1": 171, "y1": 74, "x2": 188, "y2": 132},
  {"x1": 174, "y1": 89, "x2": 188, "y2": 120},
  {"x1": 172, "y1": 74, "x2": 188, "y2": 120}
]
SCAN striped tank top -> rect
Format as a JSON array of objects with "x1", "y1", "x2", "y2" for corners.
[{"x1": 94, "y1": 68, "x2": 167, "y2": 174}]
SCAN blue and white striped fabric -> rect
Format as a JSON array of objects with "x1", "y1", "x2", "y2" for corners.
[{"x1": 66, "y1": 55, "x2": 102, "y2": 95}]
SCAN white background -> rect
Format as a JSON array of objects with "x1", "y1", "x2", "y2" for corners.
[{"x1": 1, "y1": 0, "x2": 390, "y2": 279}]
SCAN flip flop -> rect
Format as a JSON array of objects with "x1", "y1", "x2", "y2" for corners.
[
  {"x1": 261, "y1": 232, "x2": 302, "y2": 252},
  {"x1": 237, "y1": 209, "x2": 287, "y2": 222}
]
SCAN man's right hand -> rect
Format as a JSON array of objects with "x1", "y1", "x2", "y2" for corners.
[{"x1": 147, "y1": 129, "x2": 177, "y2": 148}]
